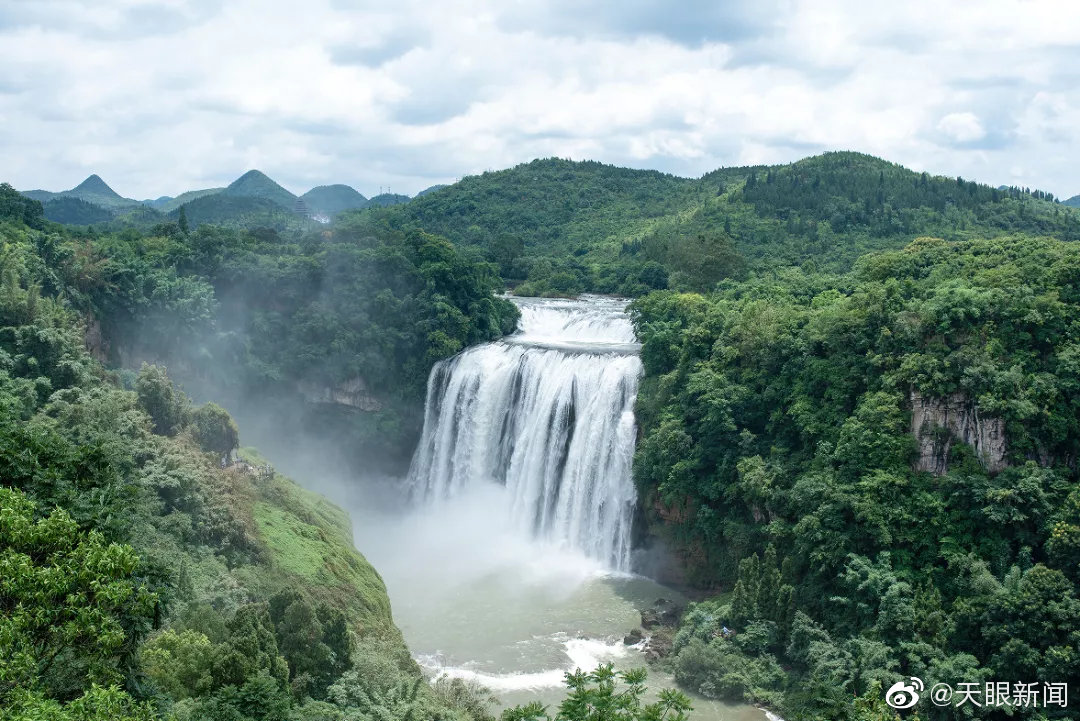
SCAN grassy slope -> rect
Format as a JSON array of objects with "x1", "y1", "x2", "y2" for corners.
[{"x1": 237, "y1": 446, "x2": 393, "y2": 631}]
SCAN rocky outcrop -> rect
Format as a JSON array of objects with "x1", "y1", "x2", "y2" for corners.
[
  {"x1": 640, "y1": 597, "x2": 682, "y2": 630},
  {"x1": 297, "y1": 376, "x2": 383, "y2": 411},
  {"x1": 83, "y1": 315, "x2": 109, "y2": 363},
  {"x1": 910, "y1": 390, "x2": 1007, "y2": 475},
  {"x1": 641, "y1": 630, "x2": 673, "y2": 661}
]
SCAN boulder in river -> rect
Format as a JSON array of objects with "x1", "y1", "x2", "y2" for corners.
[
  {"x1": 623, "y1": 628, "x2": 644, "y2": 645},
  {"x1": 640, "y1": 597, "x2": 681, "y2": 629},
  {"x1": 642, "y1": 629, "x2": 674, "y2": 661}
]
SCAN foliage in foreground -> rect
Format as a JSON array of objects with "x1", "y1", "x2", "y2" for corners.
[{"x1": 501, "y1": 665, "x2": 692, "y2": 721}]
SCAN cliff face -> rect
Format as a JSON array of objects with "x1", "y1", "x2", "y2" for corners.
[
  {"x1": 83, "y1": 315, "x2": 108, "y2": 363},
  {"x1": 297, "y1": 376, "x2": 383, "y2": 411},
  {"x1": 910, "y1": 390, "x2": 1008, "y2": 475}
]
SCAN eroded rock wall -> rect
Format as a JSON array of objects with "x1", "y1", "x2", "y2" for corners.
[
  {"x1": 297, "y1": 376, "x2": 383, "y2": 411},
  {"x1": 910, "y1": 389, "x2": 1007, "y2": 475}
]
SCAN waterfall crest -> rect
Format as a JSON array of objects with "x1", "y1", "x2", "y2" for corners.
[{"x1": 408, "y1": 296, "x2": 642, "y2": 570}]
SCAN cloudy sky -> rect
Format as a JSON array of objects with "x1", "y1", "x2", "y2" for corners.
[{"x1": 1, "y1": 0, "x2": 1078, "y2": 199}]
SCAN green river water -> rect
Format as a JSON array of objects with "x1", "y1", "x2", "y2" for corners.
[{"x1": 349, "y1": 486, "x2": 768, "y2": 721}]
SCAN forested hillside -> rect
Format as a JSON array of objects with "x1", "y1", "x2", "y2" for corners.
[
  {"x1": 1, "y1": 182, "x2": 518, "y2": 468},
  {"x1": 0, "y1": 184, "x2": 498, "y2": 720},
  {"x1": 630, "y1": 234, "x2": 1080, "y2": 719},
  {"x1": 355, "y1": 152, "x2": 1079, "y2": 297}
]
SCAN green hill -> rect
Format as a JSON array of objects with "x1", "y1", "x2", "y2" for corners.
[
  {"x1": 350, "y1": 152, "x2": 1080, "y2": 296},
  {"x1": 415, "y1": 183, "x2": 448, "y2": 197},
  {"x1": 23, "y1": 173, "x2": 144, "y2": 211},
  {"x1": 142, "y1": 195, "x2": 173, "y2": 208},
  {"x1": 0, "y1": 182, "x2": 499, "y2": 721},
  {"x1": 632, "y1": 232, "x2": 1080, "y2": 719},
  {"x1": 157, "y1": 187, "x2": 224, "y2": 213},
  {"x1": 168, "y1": 192, "x2": 301, "y2": 229},
  {"x1": 41, "y1": 195, "x2": 115, "y2": 224},
  {"x1": 1064, "y1": 194, "x2": 1080, "y2": 207},
  {"x1": 365, "y1": 192, "x2": 411, "y2": 208},
  {"x1": 301, "y1": 183, "x2": 368, "y2": 217},
  {"x1": 223, "y1": 169, "x2": 297, "y2": 209}
]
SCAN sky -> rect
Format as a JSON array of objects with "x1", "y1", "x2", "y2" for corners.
[{"x1": 1, "y1": 0, "x2": 1078, "y2": 200}]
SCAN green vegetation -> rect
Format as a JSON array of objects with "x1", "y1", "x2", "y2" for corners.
[
  {"x1": 40, "y1": 196, "x2": 116, "y2": 225},
  {"x1": 631, "y1": 234, "x2": 1080, "y2": 719},
  {"x1": 0, "y1": 183, "x2": 500, "y2": 720},
  {"x1": 167, "y1": 193, "x2": 305, "y2": 230},
  {"x1": 352, "y1": 153, "x2": 1078, "y2": 297},
  {"x1": 145, "y1": 188, "x2": 225, "y2": 214},
  {"x1": 10, "y1": 150, "x2": 1080, "y2": 721},
  {"x1": 500, "y1": 665, "x2": 692, "y2": 721},
  {"x1": 223, "y1": 170, "x2": 298, "y2": 209},
  {"x1": 301, "y1": 185, "x2": 369, "y2": 218},
  {"x1": 2, "y1": 180, "x2": 518, "y2": 467}
]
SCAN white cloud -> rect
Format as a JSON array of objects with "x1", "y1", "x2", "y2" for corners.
[
  {"x1": 0, "y1": 0, "x2": 1078, "y2": 198},
  {"x1": 938, "y1": 112, "x2": 987, "y2": 143}
]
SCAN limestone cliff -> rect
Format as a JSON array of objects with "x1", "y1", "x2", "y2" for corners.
[
  {"x1": 297, "y1": 375, "x2": 383, "y2": 411},
  {"x1": 83, "y1": 315, "x2": 109, "y2": 363},
  {"x1": 910, "y1": 389, "x2": 1007, "y2": 475}
]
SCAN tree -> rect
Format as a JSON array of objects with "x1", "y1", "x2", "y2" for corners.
[
  {"x1": 178, "y1": 205, "x2": 190, "y2": 234},
  {"x1": 135, "y1": 363, "x2": 189, "y2": 436},
  {"x1": 211, "y1": 604, "x2": 289, "y2": 690},
  {"x1": 2, "y1": 684, "x2": 155, "y2": 721},
  {"x1": 500, "y1": 665, "x2": 692, "y2": 721},
  {"x1": 0, "y1": 487, "x2": 158, "y2": 706},
  {"x1": 191, "y1": 402, "x2": 239, "y2": 458},
  {"x1": 489, "y1": 233, "x2": 525, "y2": 279},
  {"x1": 0, "y1": 182, "x2": 44, "y2": 229},
  {"x1": 139, "y1": 629, "x2": 215, "y2": 700},
  {"x1": 666, "y1": 233, "x2": 745, "y2": 291}
]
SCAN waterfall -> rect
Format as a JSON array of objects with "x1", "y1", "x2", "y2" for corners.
[{"x1": 408, "y1": 295, "x2": 643, "y2": 571}]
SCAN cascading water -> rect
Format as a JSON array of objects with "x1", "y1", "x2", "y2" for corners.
[{"x1": 408, "y1": 295, "x2": 643, "y2": 570}]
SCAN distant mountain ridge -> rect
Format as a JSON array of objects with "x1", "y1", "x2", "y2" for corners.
[
  {"x1": 18, "y1": 170, "x2": 407, "y2": 228},
  {"x1": 23, "y1": 174, "x2": 144, "y2": 211},
  {"x1": 16, "y1": 159, "x2": 1076, "y2": 241}
]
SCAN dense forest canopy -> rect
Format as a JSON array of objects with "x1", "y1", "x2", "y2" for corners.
[
  {"x1": 631, "y1": 233, "x2": 1080, "y2": 719},
  {"x1": 346, "y1": 152, "x2": 1079, "y2": 298},
  {"x1": 1, "y1": 181, "x2": 518, "y2": 467}
]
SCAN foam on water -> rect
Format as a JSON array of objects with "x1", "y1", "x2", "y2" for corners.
[{"x1": 416, "y1": 635, "x2": 634, "y2": 692}]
